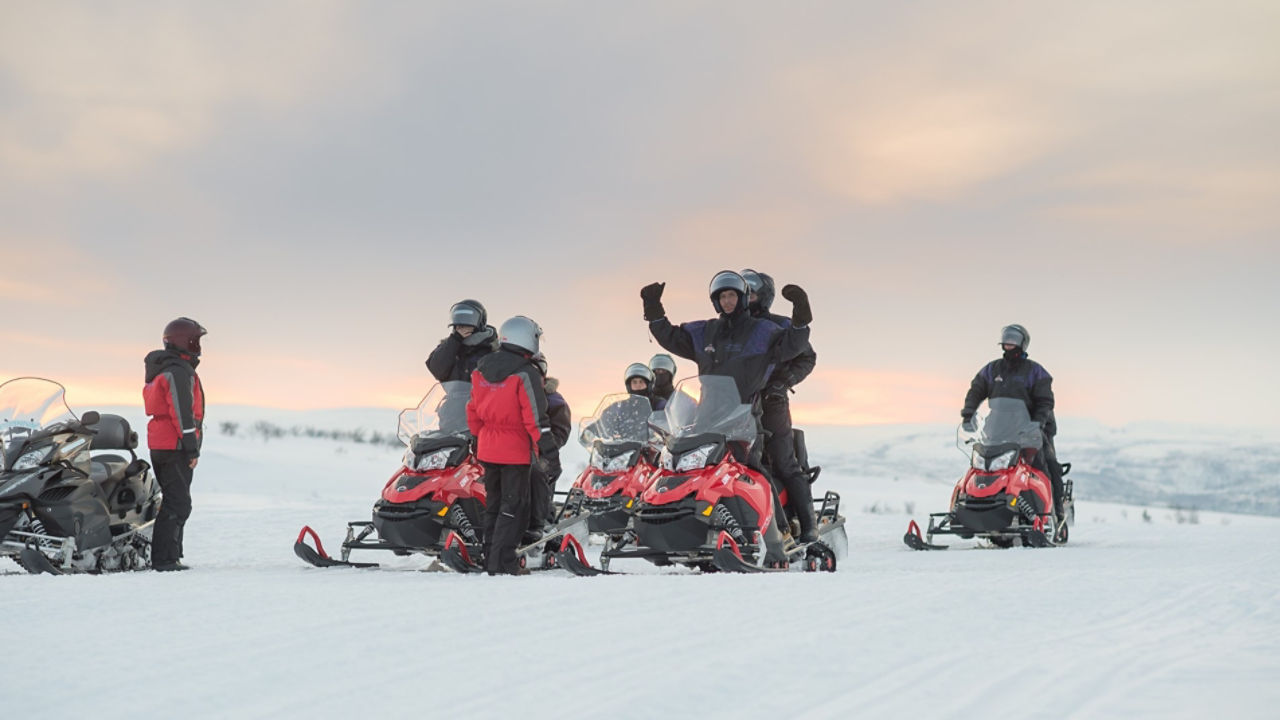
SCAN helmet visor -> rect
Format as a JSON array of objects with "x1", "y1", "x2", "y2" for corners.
[{"x1": 450, "y1": 303, "x2": 483, "y2": 328}]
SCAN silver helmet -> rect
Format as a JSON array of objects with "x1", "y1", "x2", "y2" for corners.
[
  {"x1": 624, "y1": 362, "x2": 655, "y2": 386},
  {"x1": 648, "y1": 353, "x2": 677, "y2": 375},
  {"x1": 1000, "y1": 324, "x2": 1030, "y2": 352},
  {"x1": 499, "y1": 316, "x2": 543, "y2": 355},
  {"x1": 708, "y1": 270, "x2": 748, "y2": 314}
]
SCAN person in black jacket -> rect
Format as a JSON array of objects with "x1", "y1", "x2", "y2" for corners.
[
  {"x1": 426, "y1": 299, "x2": 500, "y2": 383},
  {"x1": 961, "y1": 324, "x2": 1064, "y2": 519},
  {"x1": 642, "y1": 272, "x2": 812, "y2": 406},
  {"x1": 742, "y1": 269, "x2": 820, "y2": 542},
  {"x1": 641, "y1": 271, "x2": 812, "y2": 560},
  {"x1": 648, "y1": 353, "x2": 677, "y2": 406},
  {"x1": 525, "y1": 354, "x2": 571, "y2": 543}
]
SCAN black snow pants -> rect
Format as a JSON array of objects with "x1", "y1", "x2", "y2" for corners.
[
  {"x1": 1039, "y1": 432, "x2": 1064, "y2": 517},
  {"x1": 728, "y1": 429, "x2": 789, "y2": 562},
  {"x1": 528, "y1": 462, "x2": 554, "y2": 533},
  {"x1": 482, "y1": 463, "x2": 531, "y2": 575},
  {"x1": 150, "y1": 450, "x2": 195, "y2": 565},
  {"x1": 761, "y1": 394, "x2": 817, "y2": 536}
]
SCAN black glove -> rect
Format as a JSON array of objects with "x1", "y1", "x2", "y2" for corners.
[
  {"x1": 180, "y1": 434, "x2": 200, "y2": 457},
  {"x1": 781, "y1": 284, "x2": 811, "y2": 327},
  {"x1": 764, "y1": 382, "x2": 789, "y2": 401},
  {"x1": 961, "y1": 416, "x2": 976, "y2": 433},
  {"x1": 537, "y1": 433, "x2": 558, "y2": 456},
  {"x1": 641, "y1": 282, "x2": 666, "y2": 321}
]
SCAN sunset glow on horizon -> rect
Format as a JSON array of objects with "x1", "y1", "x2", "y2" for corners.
[{"x1": 2, "y1": 2, "x2": 1277, "y2": 430}]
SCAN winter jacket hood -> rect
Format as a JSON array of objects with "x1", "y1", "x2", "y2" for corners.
[{"x1": 145, "y1": 348, "x2": 199, "y2": 381}]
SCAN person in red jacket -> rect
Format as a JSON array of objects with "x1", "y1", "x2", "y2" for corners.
[
  {"x1": 143, "y1": 317, "x2": 207, "y2": 572},
  {"x1": 466, "y1": 315, "x2": 551, "y2": 575}
]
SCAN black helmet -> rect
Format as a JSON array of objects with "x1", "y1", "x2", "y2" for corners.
[
  {"x1": 1000, "y1": 324, "x2": 1030, "y2": 352},
  {"x1": 449, "y1": 299, "x2": 487, "y2": 329},
  {"x1": 740, "y1": 268, "x2": 776, "y2": 313},
  {"x1": 708, "y1": 271, "x2": 748, "y2": 314},
  {"x1": 163, "y1": 317, "x2": 207, "y2": 356}
]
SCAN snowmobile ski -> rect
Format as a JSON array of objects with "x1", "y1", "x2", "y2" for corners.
[
  {"x1": 18, "y1": 545, "x2": 65, "y2": 575},
  {"x1": 903, "y1": 519, "x2": 949, "y2": 551},
  {"x1": 439, "y1": 532, "x2": 484, "y2": 573},
  {"x1": 554, "y1": 533, "x2": 619, "y2": 576},
  {"x1": 294, "y1": 526, "x2": 380, "y2": 568},
  {"x1": 711, "y1": 531, "x2": 787, "y2": 573}
]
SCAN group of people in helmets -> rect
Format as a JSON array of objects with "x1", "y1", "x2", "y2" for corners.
[
  {"x1": 423, "y1": 269, "x2": 1060, "y2": 574},
  {"x1": 132, "y1": 269, "x2": 1057, "y2": 575}
]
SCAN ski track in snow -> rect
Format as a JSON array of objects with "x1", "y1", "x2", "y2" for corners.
[{"x1": 3, "y1": 431, "x2": 1279, "y2": 719}]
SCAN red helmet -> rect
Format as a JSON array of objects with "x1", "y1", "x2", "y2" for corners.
[{"x1": 163, "y1": 317, "x2": 207, "y2": 356}]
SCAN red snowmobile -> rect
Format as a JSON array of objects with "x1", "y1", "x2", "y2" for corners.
[
  {"x1": 904, "y1": 397, "x2": 1073, "y2": 550},
  {"x1": 556, "y1": 375, "x2": 846, "y2": 574},
  {"x1": 294, "y1": 381, "x2": 585, "y2": 571},
  {"x1": 566, "y1": 393, "x2": 662, "y2": 536}
]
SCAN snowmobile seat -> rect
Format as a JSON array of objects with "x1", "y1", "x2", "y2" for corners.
[
  {"x1": 87, "y1": 414, "x2": 139, "y2": 452},
  {"x1": 90, "y1": 455, "x2": 132, "y2": 487}
]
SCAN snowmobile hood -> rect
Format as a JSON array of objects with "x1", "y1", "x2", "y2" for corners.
[
  {"x1": 144, "y1": 348, "x2": 199, "y2": 382},
  {"x1": 476, "y1": 348, "x2": 535, "y2": 383}
]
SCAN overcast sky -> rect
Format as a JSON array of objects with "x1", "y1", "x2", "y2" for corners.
[{"x1": 2, "y1": 1, "x2": 1277, "y2": 429}]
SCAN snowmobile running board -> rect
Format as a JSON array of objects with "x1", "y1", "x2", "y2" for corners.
[{"x1": 294, "y1": 526, "x2": 380, "y2": 568}]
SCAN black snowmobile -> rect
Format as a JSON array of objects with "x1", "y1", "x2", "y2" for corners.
[{"x1": 0, "y1": 377, "x2": 159, "y2": 574}]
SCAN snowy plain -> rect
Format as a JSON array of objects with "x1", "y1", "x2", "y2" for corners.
[{"x1": 3, "y1": 407, "x2": 1279, "y2": 719}]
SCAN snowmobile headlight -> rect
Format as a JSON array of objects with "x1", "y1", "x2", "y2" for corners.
[
  {"x1": 674, "y1": 444, "x2": 717, "y2": 472},
  {"x1": 973, "y1": 449, "x2": 1017, "y2": 472},
  {"x1": 594, "y1": 450, "x2": 635, "y2": 473},
  {"x1": 12, "y1": 447, "x2": 52, "y2": 471},
  {"x1": 415, "y1": 448, "x2": 453, "y2": 472}
]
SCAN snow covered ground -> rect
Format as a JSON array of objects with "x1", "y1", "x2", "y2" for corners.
[{"x1": 3, "y1": 414, "x2": 1279, "y2": 718}]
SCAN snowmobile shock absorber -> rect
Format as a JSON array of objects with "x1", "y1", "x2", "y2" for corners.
[
  {"x1": 1015, "y1": 497, "x2": 1038, "y2": 525},
  {"x1": 451, "y1": 505, "x2": 479, "y2": 543},
  {"x1": 710, "y1": 504, "x2": 748, "y2": 545}
]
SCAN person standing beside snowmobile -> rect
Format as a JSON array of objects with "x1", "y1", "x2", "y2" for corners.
[
  {"x1": 526, "y1": 354, "x2": 571, "y2": 543},
  {"x1": 961, "y1": 324, "x2": 1065, "y2": 520},
  {"x1": 641, "y1": 271, "x2": 812, "y2": 557},
  {"x1": 426, "y1": 299, "x2": 500, "y2": 383},
  {"x1": 742, "y1": 269, "x2": 820, "y2": 543},
  {"x1": 143, "y1": 317, "x2": 207, "y2": 572},
  {"x1": 467, "y1": 316, "x2": 552, "y2": 575},
  {"x1": 648, "y1": 354, "x2": 677, "y2": 407}
]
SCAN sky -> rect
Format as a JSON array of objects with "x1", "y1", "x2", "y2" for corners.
[{"x1": 1, "y1": 1, "x2": 1278, "y2": 428}]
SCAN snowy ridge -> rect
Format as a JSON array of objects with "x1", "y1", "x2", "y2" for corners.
[{"x1": 2, "y1": 412, "x2": 1279, "y2": 718}]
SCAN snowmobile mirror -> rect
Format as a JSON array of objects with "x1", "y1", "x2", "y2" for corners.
[{"x1": 79, "y1": 411, "x2": 100, "y2": 427}]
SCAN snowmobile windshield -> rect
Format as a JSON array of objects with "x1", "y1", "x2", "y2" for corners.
[
  {"x1": 579, "y1": 394, "x2": 658, "y2": 447},
  {"x1": 397, "y1": 381, "x2": 472, "y2": 445},
  {"x1": 664, "y1": 375, "x2": 756, "y2": 444},
  {"x1": 963, "y1": 397, "x2": 1043, "y2": 452},
  {"x1": 0, "y1": 377, "x2": 78, "y2": 467}
]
